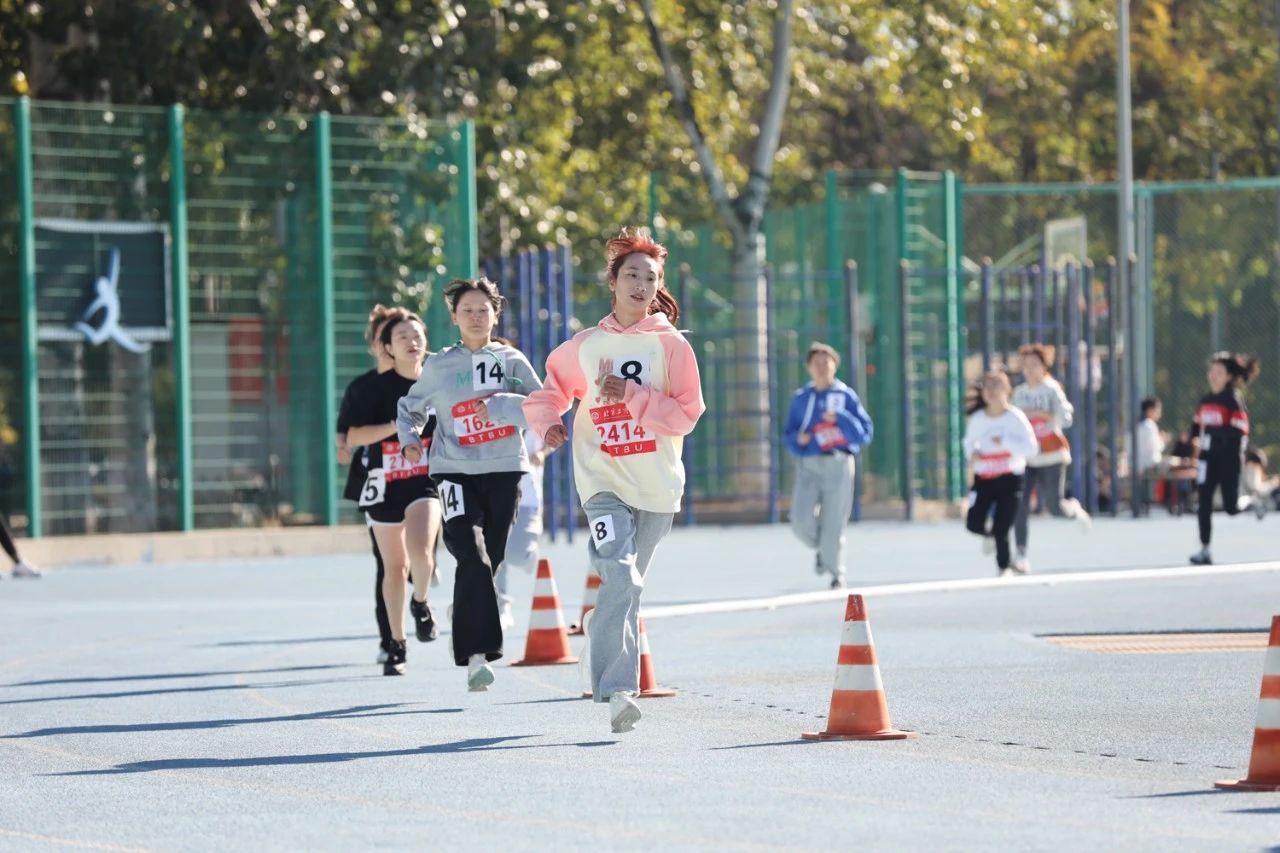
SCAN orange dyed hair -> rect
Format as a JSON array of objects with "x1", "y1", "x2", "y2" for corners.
[{"x1": 604, "y1": 227, "x2": 679, "y2": 323}]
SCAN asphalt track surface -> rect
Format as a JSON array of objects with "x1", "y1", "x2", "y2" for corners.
[{"x1": 2, "y1": 513, "x2": 1279, "y2": 851}]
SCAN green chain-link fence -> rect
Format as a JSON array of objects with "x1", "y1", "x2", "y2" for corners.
[{"x1": 0, "y1": 97, "x2": 475, "y2": 537}]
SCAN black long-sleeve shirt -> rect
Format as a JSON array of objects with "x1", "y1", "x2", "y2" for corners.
[{"x1": 1189, "y1": 387, "x2": 1249, "y2": 467}]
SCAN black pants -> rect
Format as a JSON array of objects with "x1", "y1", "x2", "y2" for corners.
[
  {"x1": 966, "y1": 474, "x2": 1023, "y2": 570},
  {"x1": 0, "y1": 511, "x2": 19, "y2": 565},
  {"x1": 371, "y1": 528, "x2": 391, "y2": 649},
  {"x1": 433, "y1": 472, "x2": 521, "y2": 666},
  {"x1": 1198, "y1": 458, "x2": 1242, "y2": 546}
]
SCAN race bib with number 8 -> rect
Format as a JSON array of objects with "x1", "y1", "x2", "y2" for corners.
[
  {"x1": 359, "y1": 469, "x2": 387, "y2": 508},
  {"x1": 439, "y1": 480, "x2": 465, "y2": 520},
  {"x1": 590, "y1": 514, "x2": 616, "y2": 546}
]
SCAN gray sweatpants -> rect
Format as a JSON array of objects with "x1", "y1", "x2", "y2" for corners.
[
  {"x1": 1013, "y1": 462, "x2": 1079, "y2": 551},
  {"x1": 583, "y1": 492, "x2": 674, "y2": 702},
  {"x1": 789, "y1": 453, "x2": 855, "y2": 578}
]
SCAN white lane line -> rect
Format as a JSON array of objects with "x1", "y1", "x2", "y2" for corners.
[{"x1": 640, "y1": 561, "x2": 1280, "y2": 620}]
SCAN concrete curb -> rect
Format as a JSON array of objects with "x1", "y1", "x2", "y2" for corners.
[{"x1": 19, "y1": 525, "x2": 372, "y2": 568}]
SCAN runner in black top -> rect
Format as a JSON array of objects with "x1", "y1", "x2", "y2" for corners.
[
  {"x1": 337, "y1": 304, "x2": 395, "y2": 664},
  {"x1": 345, "y1": 311, "x2": 442, "y2": 675},
  {"x1": 1188, "y1": 351, "x2": 1261, "y2": 565}
]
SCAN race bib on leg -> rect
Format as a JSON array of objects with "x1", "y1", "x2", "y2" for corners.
[
  {"x1": 439, "y1": 480, "x2": 466, "y2": 521},
  {"x1": 590, "y1": 514, "x2": 616, "y2": 546}
]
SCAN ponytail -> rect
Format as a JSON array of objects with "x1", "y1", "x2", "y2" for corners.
[
  {"x1": 651, "y1": 288, "x2": 680, "y2": 324},
  {"x1": 1212, "y1": 351, "x2": 1262, "y2": 385}
]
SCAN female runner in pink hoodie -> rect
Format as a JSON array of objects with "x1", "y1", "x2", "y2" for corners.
[{"x1": 523, "y1": 228, "x2": 705, "y2": 734}]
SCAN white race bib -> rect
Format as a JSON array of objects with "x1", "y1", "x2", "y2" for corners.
[
  {"x1": 472, "y1": 353, "x2": 506, "y2": 391},
  {"x1": 590, "y1": 514, "x2": 616, "y2": 546},
  {"x1": 439, "y1": 480, "x2": 465, "y2": 520},
  {"x1": 359, "y1": 469, "x2": 386, "y2": 507}
]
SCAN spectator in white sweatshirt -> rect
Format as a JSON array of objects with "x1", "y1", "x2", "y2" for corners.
[{"x1": 964, "y1": 369, "x2": 1040, "y2": 577}]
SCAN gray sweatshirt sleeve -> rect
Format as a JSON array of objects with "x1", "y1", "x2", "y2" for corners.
[
  {"x1": 1051, "y1": 380, "x2": 1074, "y2": 430},
  {"x1": 396, "y1": 365, "x2": 435, "y2": 448},
  {"x1": 484, "y1": 352, "x2": 543, "y2": 428}
]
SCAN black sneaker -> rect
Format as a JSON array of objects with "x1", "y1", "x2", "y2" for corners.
[
  {"x1": 383, "y1": 639, "x2": 406, "y2": 676},
  {"x1": 1189, "y1": 548, "x2": 1212, "y2": 566},
  {"x1": 829, "y1": 574, "x2": 846, "y2": 590},
  {"x1": 410, "y1": 599, "x2": 438, "y2": 642}
]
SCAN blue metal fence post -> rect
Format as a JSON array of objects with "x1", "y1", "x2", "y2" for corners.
[
  {"x1": 517, "y1": 250, "x2": 532, "y2": 362},
  {"x1": 1065, "y1": 263, "x2": 1083, "y2": 503},
  {"x1": 980, "y1": 259, "x2": 994, "y2": 373},
  {"x1": 675, "y1": 264, "x2": 696, "y2": 526},
  {"x1": 1126, "y1": 254, "x2": 1141, "y2": 518},
  {"x1": 538, "y1": 246, "x2": 557, "y2": 542},
  {"x1": 1033, "y1": 263, "x2": 1046, "y2": 344},
  {"x1": 557, "y1": 243, "x2": 575, "y2": 541},
  {"x1": 899, "y1": 261, "x2": 915, "y2": 521},
  {"x1": 15, "y1": 97, "x2": 41, "y2": 537},
  {"x1": 765, "y1": 265, "x2": 781, "y2": 524},
  {"x1": 1020, "y1": 267, "x2": 1034, "y2": 353},
  {"x1": 1083, "y1": 261, "x2": 1098, "y2": 513},
  {"x1": 1105, "y1": 258, "x2": 1120, "y2": 517},
  {"x1": 845, "y1": 261, "x2": 864, "y2": 522}
]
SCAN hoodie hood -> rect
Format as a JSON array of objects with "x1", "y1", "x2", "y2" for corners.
[{"x1": 598, "y1": 311, "x2": 677, "y2": 335}]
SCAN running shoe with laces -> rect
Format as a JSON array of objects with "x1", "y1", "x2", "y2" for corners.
[
  {"x1": 1010, "y1": 556, "x2": 1031, "y2": 575},
  {"x1": 609, "y1": 692, "x2": 642, "y2": 733},
  {"x1": 409, "y1": 599, "x2": 438, "y2": 642},
  {"x1": 383, "y1": 639, "x2": 407, "y2": 676},
  {"x1": 467, "y1": 654, "x2": 495, "y2": 692},
  {"x1": 12, "y1": 561, "x2": 42, "y2": 578}
]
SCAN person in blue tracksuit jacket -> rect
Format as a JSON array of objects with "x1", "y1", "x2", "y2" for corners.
[{"x1": 784, "y1": 342, "x2": 874, "y2": 588}]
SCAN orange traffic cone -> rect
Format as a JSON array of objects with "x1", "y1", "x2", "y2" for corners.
[
  {"x1": 580, "y1": 617, "x2": 677, "y2": 699},
  {"x1": 511, "y1": 559, "x2": 578, "y2": 666},
  {"x1": 801, "y1": 594, "x2": 915, "y2": 741},
  {"x1": 568, "y1": 566, "x2": 601, "y2": 636},
  {"x1": 1216, "y1": 614, "x2": 1280, "y2": 791}
]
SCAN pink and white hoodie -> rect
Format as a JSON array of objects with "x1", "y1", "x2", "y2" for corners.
[{"x1": 522, "y1": 312, "x2": 706, "y2": 514}]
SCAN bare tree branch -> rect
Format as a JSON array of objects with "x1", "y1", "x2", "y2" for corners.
[
  {"x1": 638, "y1": 0, "x2": 745, "y2": 243},
  {"x1": 740, "y1": 0, "x2": 795, "y2": 231}
]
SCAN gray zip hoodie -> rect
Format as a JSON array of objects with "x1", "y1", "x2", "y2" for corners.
[{"x1": 396, "y1": 341, "x2": 542, "y2": 475}]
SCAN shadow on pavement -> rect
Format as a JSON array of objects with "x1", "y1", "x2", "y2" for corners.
[
  {"x1": 5, "y1": 703, "x2": 463, "y2": 739},
  {"x1": 709, "y1": 740, "x2": 817, "y2": 751},
  {"x1": 54, "y1": 736, "x2": 618, "y2": 775},
  {"x1": 4, "y1": 664, "x2": 351, "y2": 688},
  {"x1": 0, "y1": 675, "x2": 375, "y2": 707},
  {"x1": 200, "y1": 635, "x2": 377, "y2": 648}
]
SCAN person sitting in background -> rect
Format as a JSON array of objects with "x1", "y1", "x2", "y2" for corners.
[
  {"x1": 1244, "y1": 449, "x2": 1279, "y2": 518},
  {"x1": 1136, "y1": 397, "x2": 1166, "y2": 476}
]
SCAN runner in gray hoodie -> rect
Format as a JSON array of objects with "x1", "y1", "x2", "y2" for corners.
[{"x1": 397, "y1": 277, "x2": 542, "y2": 692}]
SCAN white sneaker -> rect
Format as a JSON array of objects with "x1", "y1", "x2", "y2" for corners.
[
  {"x1": 609, "y1": 692, "x2": 641, "y2": 733},
  {"x1": 1189, "y1": 548, "x2": 1212, "y2": 566},
  {"x1": 12, "y1": 561, "x2": 42, "y2": 578},
  {"x1": 1065, "y1": 499, "x2": 1092, "y2": 531},
  {"x1": 467, "y1": 654, "x2": 494, "y2": 692},
  {"x1": 498, "y1": 601, "x2": 515, "y2": 631},
  {"x1": 1010, "y1": 556, "x2": 1030, "y2": 575}
]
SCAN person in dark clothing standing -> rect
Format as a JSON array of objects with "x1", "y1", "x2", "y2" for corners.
[
  {"x1": 1188, "y1": 351, "x2": 1261, "y2": 565},
  {"x1": 337, "y1": 305, "x2": 397, "y2": 665}
]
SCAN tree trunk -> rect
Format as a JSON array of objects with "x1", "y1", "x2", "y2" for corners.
[{"x1": 730, "y1": 227, "x2": 773, "y2": 504}]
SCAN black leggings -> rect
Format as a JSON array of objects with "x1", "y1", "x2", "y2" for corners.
[
  {"x1": 433, "y1": 472, "x2": 521, "y2": 666},
  {"x1": 966, "y1": 474, "x2": 1024, "y2": 570},
  {"x1": 1198, "y1": 459, "x2": 1242, "y2": 546},
  {"x1": 0, "y1": 512, "x2": 19, "y2": 565},
  {"x1": 371, "y1": 528, "x2": 390, "y2": 648}
]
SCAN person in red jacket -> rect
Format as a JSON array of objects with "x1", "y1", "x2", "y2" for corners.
[{"x1": 1188, "y1": 351, "x2": 1261, "y2": 565}]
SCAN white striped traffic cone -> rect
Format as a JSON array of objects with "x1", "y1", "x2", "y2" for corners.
[
  {"x1": 569, "y1": 566, "x2": 601, "y2": 636},
  {"x1": 1216, "y1": 614, "x2": 1280, "y2": 791},
  {"x1": 801, "y1": 594, "x2": 915, "y2": 741},
  {"x1": 511, "y1": 559, "x2": 577, "y2": 666},
  {"x1": 636, "y1": 617, "x2": 676, "y2": 698}
]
